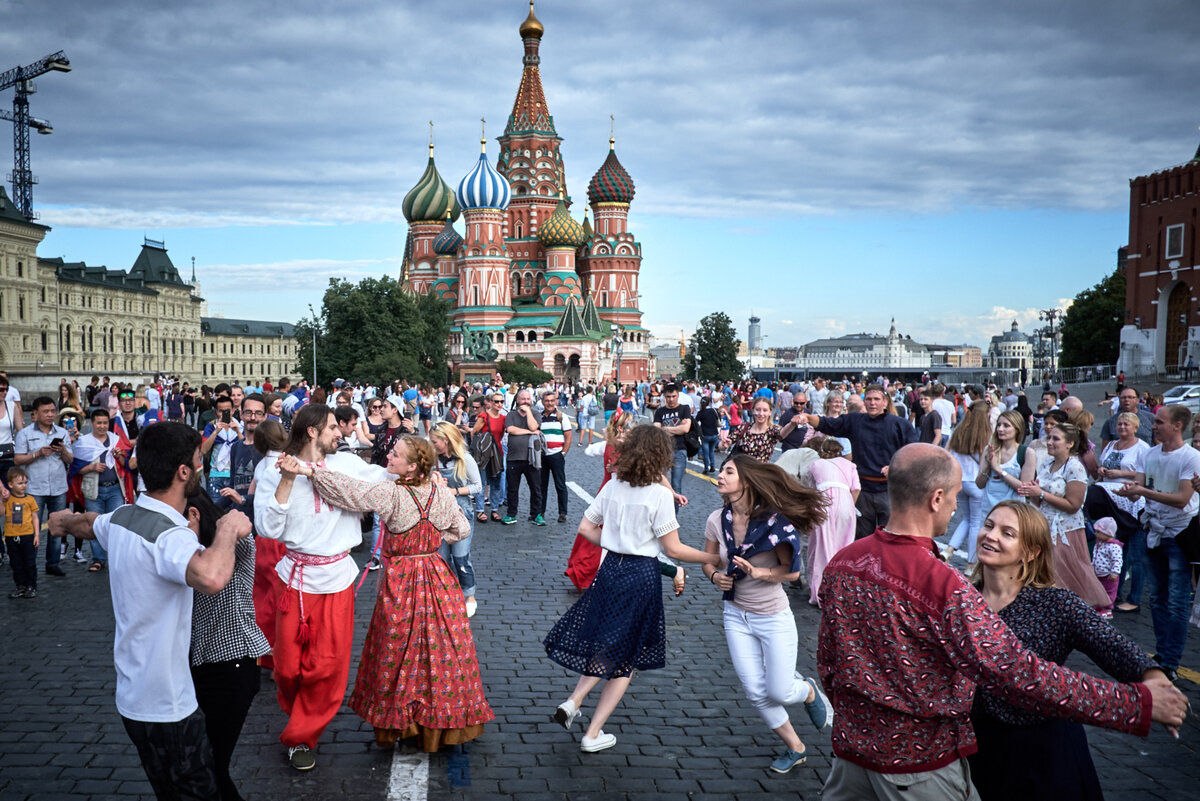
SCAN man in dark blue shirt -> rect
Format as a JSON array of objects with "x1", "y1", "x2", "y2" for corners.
[{"x1": 799, "y1": 384, "x2": 917, "y2": 539}]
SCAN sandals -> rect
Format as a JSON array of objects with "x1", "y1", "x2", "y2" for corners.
[
  {"x1": 476, "y1": 512, "x2": 488, "y2": 523},
  {"x1": 491, "y1": 511, "x2": 502, "y2": 522},
  {"x1": 88, "y1": 561, "x2": 105, "y2": 572}
]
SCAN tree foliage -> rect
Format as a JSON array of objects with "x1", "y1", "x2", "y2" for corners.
[
  {"x1": 1059, "y1": 268, "x2": 1124, "y2": 368},
  {"x1": 681, "y1": 312, "x2": 744, "y2": 383},
  {"x1": 494, "y1": 356, "x2": 552, "y2": 387},
  {"x1": 295, "y1": 277, "x2": 451, "y2": 387}
]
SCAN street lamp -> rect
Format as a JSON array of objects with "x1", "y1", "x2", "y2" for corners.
[
  {"x1": 611, "y1": 328, "x2": 624, "y2": 387},
  {"x1": 694, "y1": 347, "x2": 701, "y2": 382},
  {"x1": 1038, "y1": 307, "x2": 1063, "y2": 379},
  {"x1": 307, "y1": 303, "x2": 318, "y2": 387}
]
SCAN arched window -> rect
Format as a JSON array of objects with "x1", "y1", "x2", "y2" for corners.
[
  {"x1": 511, "y1": 274, "x2": 520, "y2": 296},
  {"x1": 528, "y1": 331, "x2": 537, "y2": 343},
  {"x1": 515, "y1": 331, "x2": 525, "y2": 342},
  {"x1": 516, "y1": 222, "x2": 523, "y2": 238}
]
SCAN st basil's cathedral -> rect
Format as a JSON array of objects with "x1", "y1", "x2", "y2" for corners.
[{"x1": 399, "y1": 2, "x2": 650, "y2": 385}]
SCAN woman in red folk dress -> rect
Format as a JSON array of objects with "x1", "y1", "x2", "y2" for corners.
[{"x1": 281, "y1": 434, "x2": 493, "y2": 751}]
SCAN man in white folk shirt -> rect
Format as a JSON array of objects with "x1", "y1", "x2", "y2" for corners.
[{"x1": 254, "y1": 403, "x2": 388, "y2": 771}]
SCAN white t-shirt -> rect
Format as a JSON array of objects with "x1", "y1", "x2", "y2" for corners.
[
  {"x1": 93, "y1": 495, "x2": 204, "y2": 722},
  {"x1": 932, "y1": 398, "x2": 956, "y2": 435},
  {"x1": 583, "y1": 479, "x2": 678, "y2": 558},
  {"x1": 1143, "y1": 443, "x2": 1200, "y2": 546},
  {"x1": 0, "y1": 399, "x2": 18, "y2": 446}
]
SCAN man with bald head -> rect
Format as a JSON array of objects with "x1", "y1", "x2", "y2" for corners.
[
  {"x1": 1058, "y1": 393, "x2": 1083, "y2": 417},
  {"x1": 818, "y1": 443, "x2": 1188, "y2": 800}
]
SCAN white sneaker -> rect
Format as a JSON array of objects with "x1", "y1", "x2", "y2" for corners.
[
  {"x1": 74, "y1": 550, "x2": 88, "y2": 564},
  {"x1": 554, "y1": 699, "x2": 582, "y2": 730},
  {"x1": 465, "y1": 598, "x2": 478, "y2": 618},
  {"x1": 581, "y1": 731, "x2": 616, "y2": 752}
]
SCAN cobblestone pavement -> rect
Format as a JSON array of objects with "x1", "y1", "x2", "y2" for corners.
[{"x1": 1, "y1": 406, "x2": 1197, "y2": 801}]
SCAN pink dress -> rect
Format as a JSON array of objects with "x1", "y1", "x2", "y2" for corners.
[{"x1": 807, "y1": 456, "x2": 859, "y2": 606}]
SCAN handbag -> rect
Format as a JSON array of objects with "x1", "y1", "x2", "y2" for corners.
[{"x1": 683, "y1": 415, "x2": 701, "y2": 458}]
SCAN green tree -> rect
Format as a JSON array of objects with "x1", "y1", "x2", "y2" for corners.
[
  {"x1": 1059, "y1": 268, "x2": 1124, "y2": 368},
  {"x1": 295, "y1": 277, "x2": 451, "y2": 387},
  {"x1": 681, "y1": 312, "x2": 743, "y2": 383},
  {"x1": 494, "y1": 356, "x2": 552, "y2": 386}
]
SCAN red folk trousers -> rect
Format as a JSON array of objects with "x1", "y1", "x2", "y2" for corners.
[{"x1": 272, "y1": 581, "x2": 355, "y2": 749}]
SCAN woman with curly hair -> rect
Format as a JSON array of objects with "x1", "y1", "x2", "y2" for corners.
[
  {"x1": 703, "y1": 454, "x2": 833, "y2": 774},
  {"x1": 546, "y1": 424, "x2": 719, "y2": 754}
]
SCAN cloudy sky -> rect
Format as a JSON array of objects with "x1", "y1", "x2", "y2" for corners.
[{"x1": 7, "y1": 0, "x2": 1199, "y2": 348}]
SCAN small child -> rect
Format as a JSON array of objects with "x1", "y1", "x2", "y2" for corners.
[
  {"x1": 3, "y1": 467, "x2": 40, "y2": 599},
  {"x1": 1091, "y1": 516, "x2": 1123, "y2": 618}
]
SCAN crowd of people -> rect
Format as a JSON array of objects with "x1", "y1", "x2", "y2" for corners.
[{"x1": 0, "y1": 367, "x2": 1196, "y2": 800}]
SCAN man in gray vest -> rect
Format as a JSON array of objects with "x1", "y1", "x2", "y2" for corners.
[{"x1": 51, "y1": 422, "x2": 250, "y2": 800}]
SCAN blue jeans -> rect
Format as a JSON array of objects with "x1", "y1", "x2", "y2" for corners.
[
  {"x1": 1144, "y1": 536, "x2": 1195, "y2": 670},
  {"x1": 701, "y1": 435, "x2": 719, "y2": 472},
  {"x1": 1118, "y1": 527, "x2": 1147, "y2": 605},
  {"x1": 475, "y1": 470, "x2": 503, "y2": 514},
  {"x1": 33, "y1": 493, "x2": 67, "y2": 569},
  {"x1": 439, "y1": 533, "x2": 476, "y2": 597},
  {"x1": 206, "y1": 475, "x2": 232, "y2": 506},
  {"x1": 669, "y1": 449, "x2": 687, "y2": 509},
  {"x1": 83, "y1": 482, "x2": 125, "y2": 563}
]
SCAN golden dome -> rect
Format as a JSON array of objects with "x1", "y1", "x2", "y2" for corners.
[{"x1": 519, "y1": 1, "x2": 544, "y2": 39}]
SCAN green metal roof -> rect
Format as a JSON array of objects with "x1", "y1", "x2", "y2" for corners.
[
  {"x1": 130, "y1": 239, "x2": 187, "y2": 286},
  {"x1": 0, "y1": 186, "x2": 49, "y2": 231},
  {"x1": 549, "y1": 299, "x2": 588, "y2": 338},
  {"x1": 201, "y1": 317, "x2": 295, "y2": 337}
]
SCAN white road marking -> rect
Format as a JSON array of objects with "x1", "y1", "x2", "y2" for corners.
[
  {"x1": 567, "y1": 481, "x2": 595, "y2": 504},
  {"x1": 388, "y1": 748, "x2": 429, "y2": 801}
]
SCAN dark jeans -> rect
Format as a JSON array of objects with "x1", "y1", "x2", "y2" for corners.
[
  {"x1": 122, "y1": 708, "x2": 220, "y2": 801},
  {"x1": 855, "y1": 489, "x2": 890, "y2": 540},
  {"x1": 6, "y1": 534, "x2": 37, "y2": 588},
  {"x1": 535, "y1": 452, "x2": 568, "y2": 517},
  {"x1": 1145, "y1": 536, "x2": 1195, "y2": 671},
  {"x1": 191, "y1": 658, "x2": 261, "y2": 801},
  {"x1": 506, "y1": 460, "x2": 543, "y2": 518},
  {"x1": 32, "y1": 493, "x2": 66, "y2": 569}
]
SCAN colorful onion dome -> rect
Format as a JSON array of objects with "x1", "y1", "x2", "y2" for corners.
[
  {"x1": 432, "y1": 214, "x2": 463, "y2": 256},
  {"x1": 402, "y1": 145, "x2": 461, "y2": 223},
  {"x1": 457, "y1": 139, "x2": 511, "y2": 211},
  {"x1": 519, "y1": 1, "x2": 544, "y2": 39},
  {"x1": 539, "y1": 198, "x2": 586, "y2": 248},
  {"x1": 587, "y1": 138, "x2": 635, "y2": 205}
]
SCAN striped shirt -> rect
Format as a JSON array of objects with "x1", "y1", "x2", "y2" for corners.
[{"x1": 540, "y1": 409, "x2": 572, "y2": 456}]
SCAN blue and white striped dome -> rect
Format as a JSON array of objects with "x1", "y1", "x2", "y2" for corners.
[{"x1": 456, "y1": 143, "x2": 511, "y2": 211}]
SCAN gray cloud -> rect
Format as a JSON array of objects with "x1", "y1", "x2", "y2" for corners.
[{"x1": 4, "y1": 0, "x2": 1196, "y2": 225}]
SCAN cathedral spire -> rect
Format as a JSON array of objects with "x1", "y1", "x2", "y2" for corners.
[{"x1": 506, "y1": 1, "x2": 555, "y2": 135}]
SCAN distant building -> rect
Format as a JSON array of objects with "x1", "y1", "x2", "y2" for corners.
[
  {"x1": 650, "y1": 343, "x2": 682, "y2": 379},
  {"x1": 0, "y1": 185, "x2": 297, "y2": 395},
  {"x1": 792, "y1": 319, "x2": 932, "y2": 371},
  {"x1": 748, "y1": 315, "x2": 762, "y2": 354},
  {"x1": 1119, "y1": 137, "x2": 1200, "y2": 375},
  {"x1": 986, "y1": 320, "x2": 1033, "y2": 373}
]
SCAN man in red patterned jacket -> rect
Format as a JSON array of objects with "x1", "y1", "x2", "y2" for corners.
[{"x1": 818, "y1": 443, "x2": 1188, "y2": 800}]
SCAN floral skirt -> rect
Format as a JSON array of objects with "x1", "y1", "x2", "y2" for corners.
[{"x1": 544, "y1": 553, "x2": 665, "y2": 679}]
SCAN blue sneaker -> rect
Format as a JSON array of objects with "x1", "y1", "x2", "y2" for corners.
[
  {"x1": 769, "y1": 748, "x2": 806, "y2": 774},
  {"x1": 804, "y1": 676, "x2": 833, "y2": 729}
]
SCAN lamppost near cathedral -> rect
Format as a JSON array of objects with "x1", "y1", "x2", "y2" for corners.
[{"x1": 612, "y1": 328, "x2": 624, "y2": 386}]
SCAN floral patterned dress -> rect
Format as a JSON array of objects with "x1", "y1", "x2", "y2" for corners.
[
  {"x1": 309, "y1": 469, "x2": 493, "y2": 751},
  {"x1": 727, "y1": 422, "x2": 784, "y2": 462},
  {"x1": 1034, "y1": 455, "x2": 1110, "y2": 609}
]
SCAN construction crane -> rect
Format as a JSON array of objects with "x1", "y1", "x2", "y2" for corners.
[{"x1": 0, "y1": 51, "x2": 70, "y2": 219}]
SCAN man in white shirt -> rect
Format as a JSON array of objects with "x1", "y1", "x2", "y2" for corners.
[
  {"x1": 1116, "y1": 404, "x2": 1200, "y2": 681},
  {"x1": 50, "y1": 422, "x2": 251, "y2": 799},
  {"x1": 810, "y1": 377, "x2": 830, "y2": 416},
  {"x1": 254, "y1": 403, "x2": 387, "y2": 771}
]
